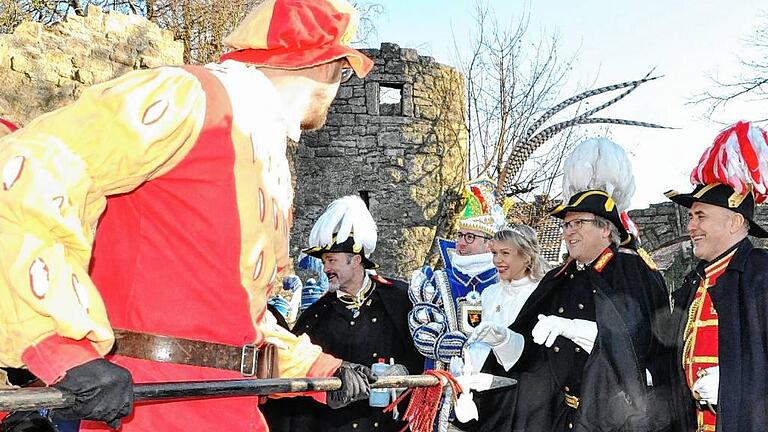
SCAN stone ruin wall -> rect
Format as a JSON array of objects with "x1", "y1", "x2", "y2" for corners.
[
  {"x1": 0, "y1": 5, "x2": 182, "y2": 125},
  {"x1": 292, "y1": 43, "x2": 467, "y2": 279}
]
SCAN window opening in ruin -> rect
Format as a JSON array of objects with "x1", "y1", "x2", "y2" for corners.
[
  {"x1": 379, "y1": 83, "x2": 403, "y2": 116},
  {"x1": 359, "y1": 190, "x2": 371, "y2": 208}
]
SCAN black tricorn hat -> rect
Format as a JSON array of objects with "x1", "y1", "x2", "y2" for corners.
[
  {"x1": 302, "y1": 236, "x2": 379, "y2": 269},
  {"x1": 665, "y1": 183, "x2": 768, "y2": 238},
  {"x1": 549, "y1": 189, "x2": 631, "y2": 244}
]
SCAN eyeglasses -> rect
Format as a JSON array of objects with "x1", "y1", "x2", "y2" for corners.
[
  {"x1": 558, "y1": 218, "x2": 598, "y2": 231},
  {"x1": 456, "y1": 232, "x2": 490, "y2": 244},
  {"x1": 340, "y1": 68, "x2": 354, "y2": 83}
]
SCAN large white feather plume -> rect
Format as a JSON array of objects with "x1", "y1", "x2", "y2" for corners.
[
  {"x1": 308, "y1": 195, "x2": 378, "y2": 257},
  {"x1": 561, "y1": 137, "x2": 636, "y2": 211}
]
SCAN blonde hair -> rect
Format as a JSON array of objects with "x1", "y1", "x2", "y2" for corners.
[{"x1": 493, "y1": 224, "x2": 549, "y2": 280}]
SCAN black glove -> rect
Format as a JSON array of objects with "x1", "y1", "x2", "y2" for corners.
[
  {"x1": 51, "y1": 359, "x2": 133, "y2": 429},
  {"x1": 0, "y1": 410, "x2": 58, "y2": 432},
  {"x1": 327, "y1": 361, "x2": 375, "y2": 409}
]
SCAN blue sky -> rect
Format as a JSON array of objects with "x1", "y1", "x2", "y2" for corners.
[{"x1": 366, "y1": 0, "x2": 768, "y2": 209}]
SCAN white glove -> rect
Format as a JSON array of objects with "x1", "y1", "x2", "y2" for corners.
[
  {"x1": 531, "y1": 315, "x2": 598, "y2": 353},
  {"x1": 468, "y1": 322, "x2": 524, "y2": 371},
  {"x1": 692, "y1": 366, "x2": 719, "y2": 405},
  {"x1": 467, "y1": 322, "x2": 511, "y2": 347}
]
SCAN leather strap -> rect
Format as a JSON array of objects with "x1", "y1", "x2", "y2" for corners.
[{"x1": 112, "y1": 329, "x2": 267, "y2": 377}]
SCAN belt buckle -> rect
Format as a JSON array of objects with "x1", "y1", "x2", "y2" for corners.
[{"x1": 240, "y1": 344, "x2": 258, "y2": 377}]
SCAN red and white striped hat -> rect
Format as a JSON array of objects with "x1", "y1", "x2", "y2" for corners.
[{"x1": 220, "y1": 0, "x2": 373, "y2": 78}]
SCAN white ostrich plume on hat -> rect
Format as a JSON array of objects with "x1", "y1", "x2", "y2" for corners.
[
  {"x1": 308, "y1": 195, "x2": 377, "y2": 257},
  {"x1": 562, "y1": 137, "x2": 636, "y2": 211}
]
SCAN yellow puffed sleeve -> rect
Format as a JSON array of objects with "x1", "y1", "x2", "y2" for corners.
[
  {"x1": 259, "y1": 311, "x2": 340, "y2": 380},
  {"x1": 0, "y1": 66, "x2": 206, "y2": 372}
]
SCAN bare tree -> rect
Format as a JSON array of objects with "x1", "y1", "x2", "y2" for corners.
[
  {"x1": 145, "y1": 0, "x2": 259, "y2": 64},
  {"x1": 454, "y1": 2, "x2": 581, "y2": 208},
  {"x1": 690, "y1": 11, "x2": 768, "y2": 122},
  {"x1": 455, "y1": 1, "x2": 669, "y2": 228}
]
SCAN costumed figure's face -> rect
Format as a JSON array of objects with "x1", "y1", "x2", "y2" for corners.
[
  {"x1": 490, "y1": 239, "x2": 530, "y2": 282},
  {"x1": 456, "y1": 229, "x2": 491, "y2": 256},
  {"x1": 321, "y1": 252, "x2": 362, "y2": 293},
  {"x1": 563, "y1": 211, "x2": 611, "y2": 264},
  {"x1": 688, "y1": 201, "x2": 745, "y2": 261},
  {"x1": 302, "y1": 60, "x2": 350, "y2": 130}
]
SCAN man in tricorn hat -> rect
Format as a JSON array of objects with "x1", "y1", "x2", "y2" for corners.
[
  {"x1": 0, "y1": 0, "x2": 376, "y2": 430},
  {"x1": 264, "y1": 195, "x2": 423, "y2": 432},
  {"x1": 666, "y1": 121, "x2": 768, "y2": 432},
  {"x1": 507, "y1": 138, "x2": 674, "y2": 432}
]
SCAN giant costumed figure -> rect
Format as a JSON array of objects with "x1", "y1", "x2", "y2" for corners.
[{"x1": 0, "y1": 1, "x2": 378, "y2": 431}]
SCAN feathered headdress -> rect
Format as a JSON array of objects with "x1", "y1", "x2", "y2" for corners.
[
  {"x1": 561, "y1": 137, "x2": 636, "y2": 211},
  {"x1": 458, "y1": 177, "x2": 511, "y2": 236},
  {"x1": 691, "y1": 121, "x2": 768, "y2": 203},
  {"x1": 550, "y1": 138, "x2": 637, "y2": 245},
  {"x1": 303, "y1": 195, "x2": 379, "y2": 268},
  {"x1": 666, "y1": 121, "x2": 768, "y2": 238},
  {"x1": 497, "y1": 72, "x2": 669, "y2": 199}
]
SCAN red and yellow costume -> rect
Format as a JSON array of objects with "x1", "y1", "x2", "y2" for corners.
[
  {"x1": 0, "y1": 61, "x2": 344, "y2": 430},
  {"x1": 0, "y1": 0, "x2": 376, "y2": 429},
  {"x1": 683, "y1": 249, "x2": 735, "y2": 431}
]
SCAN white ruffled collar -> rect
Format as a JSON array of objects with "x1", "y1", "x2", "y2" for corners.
[{"x1": 450, "y1": 251, "x2": 495, "y2": 276}]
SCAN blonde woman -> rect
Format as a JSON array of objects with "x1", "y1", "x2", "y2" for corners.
[{"x1": 461, "y1": 224, "x2": 548, "y2": 432}]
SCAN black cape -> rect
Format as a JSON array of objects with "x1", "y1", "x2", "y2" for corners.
[
  {"x1": 510, "y1": 247, "x2": 676, "y2": 432},
  {"x1": 262, "y1": 277, "x2": 423, "y2": 432}
]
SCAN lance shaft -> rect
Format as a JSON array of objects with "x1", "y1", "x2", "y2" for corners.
[{"x1": 1, "y1": 374, "x2": 517, "y2": 412}]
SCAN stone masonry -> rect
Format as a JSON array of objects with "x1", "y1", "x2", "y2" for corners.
[
  {"x1": 0, "y1": 5, "x2": 182, "y2": 125},
  {"x1": 629, "y1": 201, "x2": 768, "y2": 257},
  {"x1": 292, "y1": 43, "x2": 467, "y2": 279}
]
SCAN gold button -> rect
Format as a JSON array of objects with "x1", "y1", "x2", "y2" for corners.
[
  {"x1": 570, "y1": 274, "x2": 574, "y2": 279},
  {"x1": 553, "y1": 346, "x2": 560, "y2": 352},
  {"x1": 374, "y1": 422, "x2": 379, "y2": 427},
  {"x1": 314, "y1": 314, "x2": 319, "y2": 318},
  {"x1": 557, "y1": 307, "x2": 564, "y2": 313},
  {"x1": 352, "y1": 423, "x2": 358, "y2": 429},
  {"x1": 372, "y1": 317, "x2": 378, "y2": 323},
  {"x1": 575, "y1": 347, "x2": 581, "y2": 353},
  {"x1": 569, "y1": 422, "x2": 573, "y2": 429},
  {"x1": 350, "y1": 321, "x2": 355, "y2": 326},
  {"x1": 578, "y1": 303, "x2": 584, "y2": 310},
  {"x1": 564, "y1": 386, "x2": 570, "y2": 392},
  {"x1": 592, "y1": 289, "x2": 597, "y2": 294},
  {"x1": 372, "y1": 352, "x2": 378, "y2": 358}
]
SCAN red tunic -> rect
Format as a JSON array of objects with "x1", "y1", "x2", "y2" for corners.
[{"x1": 683, "y1": 250, "x2": 735, "y2": 431}]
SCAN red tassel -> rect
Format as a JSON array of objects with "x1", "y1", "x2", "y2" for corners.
[{"x1": 384, "y1": 370, "x2": 463, "y2": 432}]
